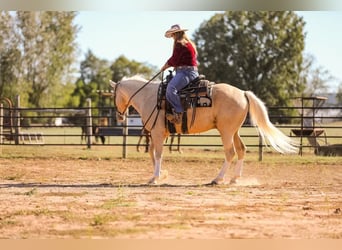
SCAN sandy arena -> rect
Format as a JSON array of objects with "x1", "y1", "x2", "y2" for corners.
[{"x1": 0, "y1": 152, "x2": 341, "y2": 239}]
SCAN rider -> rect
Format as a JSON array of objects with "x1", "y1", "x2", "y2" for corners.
[{"x1": 161, "y1": 24, "x2": 199, "y2": 124}]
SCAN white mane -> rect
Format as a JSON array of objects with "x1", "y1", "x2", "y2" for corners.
[{"x1": 121, "y1": 75, "x2": 159, "y2": 84}]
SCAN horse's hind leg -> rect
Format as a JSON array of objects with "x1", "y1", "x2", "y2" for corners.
[
  {"x1": 137, "y1": 134, "x2": 143, "y2": 152},
  {"x1": 145, "y1": 133, "x2": 150, "y2": 153},
  {"x1": 230, "y1": 132, "x2": 246, "y2": 184},
  {"x1": 212, "y1": 133, "x2": 235, "y2": 185},
  {"x1": 169, "y1": 134, "x2": 174, "y2": 153},
  {"x1": 177, "y1": 133, "x2": 182, "y2": 153},
  {"x1": 80, "y1": 126, "x2": 85, "y2": 144}
]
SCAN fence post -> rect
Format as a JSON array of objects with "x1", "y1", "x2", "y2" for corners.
[
  {"x1": 299, "y1": 95, "x2": 304, "y2": 156},
  {"x1": 122, "y1": 112, "x2": 128, "y2": 159},
  {"x1": 14, "y1": 95, "x2": 20, "y2": 145},
  {"x1": 258, "y1": 133, "x2": 263, "y2": 161},
  {"x1": 86, "y1": 98, "x2": 92, "y2": 149},
  {"x1": 0, "y1": 104, "x2": 3, "y2": 154}
]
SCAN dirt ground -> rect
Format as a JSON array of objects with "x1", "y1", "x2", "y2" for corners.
[{"x1": 0, "y1": 153, "x2": 341, "y2": 239}]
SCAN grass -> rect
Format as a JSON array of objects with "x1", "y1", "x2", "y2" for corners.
[
  {"x1": 0, "y1": 122, "x2": 341, "y2": 163},
  {"x1": 5, "y1": 120, "x2": 342, "y2": 147},
  {"x1": 101, "y1": 197, "x2": 136, "y2": 209},
  {"x1": 90, "y1": 214, "x2": 114, "y2": 227},
  {"x1": 0, "y1": 145, "x2": 340, "y2": 166},
  {"x1": 0, "y1": 218, "x2": 18, "y2": 229}
]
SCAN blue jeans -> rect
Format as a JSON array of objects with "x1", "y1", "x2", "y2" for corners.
[{"x1": 166, "y1": 68, "x2": 199, "y2": 113}]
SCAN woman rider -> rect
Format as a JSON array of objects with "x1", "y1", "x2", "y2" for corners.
[{"x1": 161, "y1": 24, "x2": 199, "y2": 124}]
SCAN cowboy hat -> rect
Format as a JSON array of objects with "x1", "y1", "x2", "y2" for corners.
[{"x1": 164, "y1": 24, "x2": 188, "y2": 38}]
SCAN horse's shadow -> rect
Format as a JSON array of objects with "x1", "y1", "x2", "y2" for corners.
[{"x1": 0, "y1": 182, "x2": 222, "y2": 189}]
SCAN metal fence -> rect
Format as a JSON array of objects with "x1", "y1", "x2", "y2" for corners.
[{"x1": 1, "y1": 98, "x2": 341, "y2": 160}]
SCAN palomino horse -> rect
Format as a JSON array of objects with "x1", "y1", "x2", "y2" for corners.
[{"x1": 110, "y1": 76, "x2": 297, "y2": 184}]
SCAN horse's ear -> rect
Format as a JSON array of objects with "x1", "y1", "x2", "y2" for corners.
[{"x1": 109, "y1": 80, "x2": 116, "y2": 89}]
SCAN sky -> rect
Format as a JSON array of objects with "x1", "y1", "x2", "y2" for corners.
[{"x1": 74, "y1": 11, "x2": 342, "y2": 91}]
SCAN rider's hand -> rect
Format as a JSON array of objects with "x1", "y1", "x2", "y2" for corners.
[{"x1": 161, "y1": 63, "x2": 170, "y2": 72}]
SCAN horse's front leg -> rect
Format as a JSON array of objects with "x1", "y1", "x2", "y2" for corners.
[{"x1": 148, "y1": 135, "x2": 168, "y2": 184}]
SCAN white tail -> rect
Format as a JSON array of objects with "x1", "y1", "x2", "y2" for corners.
[{"x1": 244, "y1": 91, "x2": 298, "y2": 154}]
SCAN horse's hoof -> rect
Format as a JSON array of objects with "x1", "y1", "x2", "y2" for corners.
[
  {"x1": 210, "y1": 180, "x2": 219, "y2": 185},
  {"x1": 148, "y1": 177, "x2": 158, "y2": 185},
  {"x1": 148, "y1": 170, "x2": 168, "y2": 185},
  {"x1": 210, "y1": 177, "x2": 224, "y2": 185},
  {"x1": 229, "y1": 178, "x2": 237, "y2": 184}
]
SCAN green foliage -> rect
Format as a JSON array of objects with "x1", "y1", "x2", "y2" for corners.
[
  {"x1": 193, "y1": 11, "x2": 306, "y2": 115},
  {"x1": 301, "y1": 54, "x2": 334, "y2": 97},
  {"x1": 0, "y1": 11, "x2": 79, "y2": 108},
  {"x1": 110, "y1": 55, "x2": 154, "y2": 82},
  {"x1": 71, "y1": 50, "x2": 112, "y2": 108},
  {"x1": 0, "y1": 11, "x2": 157, "y2": 109},
  {"x1": 80, "y1": 50, "x2": 112, "y2": 88},
  {"x1": 0, "y1": 11, "x2": 22, "y2": 100},
  {"x1": 18, "y1": 12, "x2": 79, "y2": 107},
  {"x1": 71, "y1": 52, "x2": 155, "y2": 109}
]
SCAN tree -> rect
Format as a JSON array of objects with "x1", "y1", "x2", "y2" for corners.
[
  {"x1": 80, "y1": 50, "x2": 112, "y2": 90},
  {"x1": 336, "y1": 83, "x2": 342, "y2": 106},
  {"x1": 16, "y1": 11, "x2": 79, "y2": 107},
  {"x1": 110, "y1": 55, "x2": 155, "y2": 82},
  {"x1": 301, "y1": 54, "x2": 334, "y2": 97},
  {"x1": 0, "y1": 11, "x2": 22, "y2": 99},
  {"x1": 193, "y1": 11, "x2": 306, "y2": 110},
  {"x1": 71, "y1": 52, "x2": 156, "y2": 109},
  {"x1": 71, "y1": 50, "x2": 112, "y2": 108}
]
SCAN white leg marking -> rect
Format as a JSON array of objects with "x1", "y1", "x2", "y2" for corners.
[
  {"x1": 153, "y1": 158, "x2": 161, "y2": 177},
  {"x1": 148, "y1": 156, "x2": 168, "y2": 184},
  {"x1": 230, "y1": 159, "x2": 244, "y2": 184},
  {"x1": 234, "y1": 159, "x2": 244, "y2": 178},
  {"x1": 212, "y1": 160, "x2": 230, "y2": 184}
]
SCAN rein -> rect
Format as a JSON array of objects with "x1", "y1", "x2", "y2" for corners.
[
  {"x1": 142, "y1": 71, "x2": 165, "y2": 131},
  {"x1": 114, "y1": 71, "x2": 161, "y2": 116}
]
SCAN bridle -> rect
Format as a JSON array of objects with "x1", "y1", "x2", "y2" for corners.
[
  {"x1": 113, "y1": 71, "x2": 162, "y2": 118},
  {"x1": 112, "y1": 80, "x2": 124, "y2": 117}
]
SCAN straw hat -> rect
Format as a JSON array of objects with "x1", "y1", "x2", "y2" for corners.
[{"x1": 164, "y1": 24, "x2": 188, "y2": 38}]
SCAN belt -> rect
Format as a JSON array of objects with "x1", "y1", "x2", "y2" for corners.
[{"x1": 176, "y1": 66, "x2": 198, "y2": 71}]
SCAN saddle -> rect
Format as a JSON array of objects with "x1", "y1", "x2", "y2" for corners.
[
  {"x1": 179, "y1": 74, "x2": 214, "y2": 108},
  {"x1": 157, "y1": 71, "x2": 215, "y2": 134}
]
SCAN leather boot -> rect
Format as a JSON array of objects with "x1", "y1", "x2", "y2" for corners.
[
  {"x1": 173, "y1": 112, "x2": 182, "y2": 124},
  {"x1": 166, "y1": 112, "x2": 183, "y2": 124}
]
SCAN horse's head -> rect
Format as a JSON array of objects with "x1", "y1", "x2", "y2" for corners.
[
  {"x1": 110, "y1": 80, "x2": 128, "y2": 122},
  {"x1": 110, "y1": 75, "x2": 154, "y2": 124}
]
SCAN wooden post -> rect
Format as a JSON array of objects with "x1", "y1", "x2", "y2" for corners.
[
  {"x1": 86, "y1": 98, "x2": 92, "y2": 149},
  {"x1": 299, "y1": 95, "x2": 304, "y2": 156},
  {"x1": 0, "y1": 104, "x2": 3, "y2": 154},
  {"x1": 14, "y1": 95, "x2": 20, "y2": 145},
  {"x1": 258, "y1": 133, "x2": 263, "y2": 161},
  {"x1": 122, "y1": 111, "x2": 128, "y2": 159}
]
